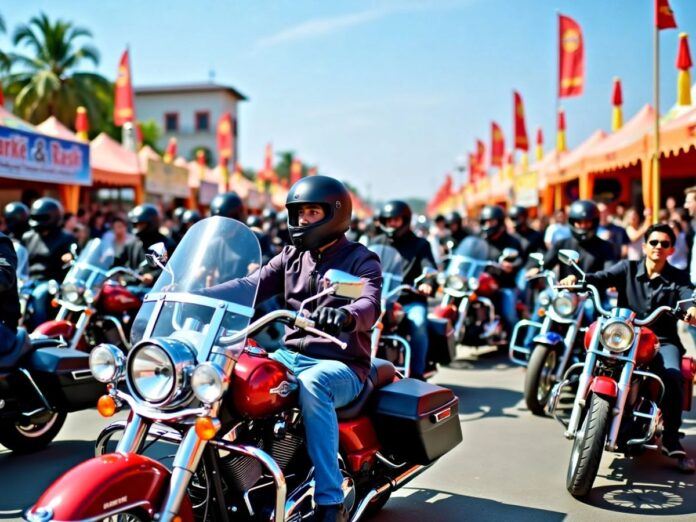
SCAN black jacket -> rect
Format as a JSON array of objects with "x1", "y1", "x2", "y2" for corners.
[
  {"x1": 483, "y1": 231, "x2": 524, "y2": 288},
  {"x1": 514, "y1": 226, "x2": 545, "y2": 256},
  {"x1": 0, "y1": 233, "x2": 20, "y2": 334},
  {"x1": 22, "y1": 228, "x2": 76, "y2": 282},
  {"x1": 544, "y1": 235, "x2": 618, "y2": 279},
  {"x1": 121, "y1": 231, "x2": 176, "y2": 281}
]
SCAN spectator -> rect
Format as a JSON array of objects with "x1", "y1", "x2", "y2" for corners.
[
  {"x1": 668, "y1": 219, "x2": 688, "y2": 270},
  {"x1": 624, "y1": 207, "x2": 652, "y2": 261},
  {"x1": 544, "y1": 208, "x2": 572, "y2": 249},
  {"x1": 597, "y1": 202, "x2": 629, "y2": 258}
]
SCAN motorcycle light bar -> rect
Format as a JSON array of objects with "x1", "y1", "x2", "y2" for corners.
[{"x1": 599, "y1": 319, "x2": 634, "y2": 353}]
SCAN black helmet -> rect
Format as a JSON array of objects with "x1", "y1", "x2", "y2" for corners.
[
  {"x1": 210, "y1": 192, "x2": 245, "y2": 221},
  {"x1": 173, "y1": 206, "x2": 187, "y2": 224},
  {"x1": 507, "y1": 205, "x2": 529, "y2": 231},
  {"x1": 181, "y1": 209, "x2": 201, "y2": 226},
  {"x1": 29, "y1": 197, "x2": 63, "y2": 233},
  {"x1": 128, "y1": 203, "x2": 160, "y2": 235},
  {"x1": 4, "y1": 201, "x2": 30, "y2": 238},
  {"x1": 246, "y1": 215, "x2": 262, "y2": 229},
  {"x1": 285, "y1": 175, "x2": 352, "y2": 251},
  {"x1": 378, "y1": 200, "x2": 412, "y2": 238},
  {"x1": 568, "y1": 200, "x2": 599, "y2": 241},
  {"x1": 261, "y1": 207, "x2": 277, "y2": 223},
  {"x1": 446, "y1": 211, "x2": 462, "y2": 227},
  {"x1": 275, "y1": 210, "x2": 288, "y2": 227},
  {"x1": 479, "y1": 205, "x2": 506, "y2": 240}
]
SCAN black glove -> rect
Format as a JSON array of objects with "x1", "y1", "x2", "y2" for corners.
[{"x1": 310, "y1": 306, "x2": 354, "y2": 337}]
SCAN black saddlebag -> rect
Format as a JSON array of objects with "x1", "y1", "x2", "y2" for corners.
[
  {"x1": 372, "y1": 378, "x2": 462, "y2": 464},
  {"x1": 29, "y1": 348, "x2": 105, "y2": 411},
  {"x1": 427, "y1": 316, "x2": 456, "y2": 364}
]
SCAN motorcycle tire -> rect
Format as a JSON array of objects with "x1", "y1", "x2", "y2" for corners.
[
  {"x1": 363, "y1": 490, "x2": 392, "y2": 518},
  {"x1": 566, "y1": 393, "x2": 610, "y2": 497},
  {"x1": 0, "y1": 411, "x2": 67, "y2": 454},
  {"x1": 98, "y1": 510, "x2": 149, "y2": 522},
  {"x1": 524, "y1": 344, "x2": 558, "y2": 416}
]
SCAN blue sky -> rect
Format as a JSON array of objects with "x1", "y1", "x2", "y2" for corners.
[{"x1": 5, "y1": 1, "x2": 696, "y2": 200}]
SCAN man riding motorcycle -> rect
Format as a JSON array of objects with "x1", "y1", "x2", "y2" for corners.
[
  {"x1": 123, "y1": 204, "x2": 176, "y2": 286},
  {"x1": 560, "y1": 223, "x2": 696, "y2": 473},
  {"x1": 3, "y1": 202, "x2": 30, "y2": 240},
  {"x1": 21, "y1": 198, "x2": 76, "y2": 329},
  {"x1": 201, "y1": 176, "x2": 382, "y2": 522},
  {"x1": 0, "y1": 230, "x2": 19, "y2": 354},
  {"x1": 509, "y1": 205, "x2": 544, "y2": 256},
  {"x1": 446, "y1": 211, "x2": 470, "y2": 250},
  {"x1": 373, "y1": 200, "x2": 436, "y2": 380}
]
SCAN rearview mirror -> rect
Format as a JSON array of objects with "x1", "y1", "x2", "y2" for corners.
[
  {"x1": 498, "y1": 248, "x2": 519, "y2": 264},
  {"x1": 324, "y1": 269, "x2": 365, "y2": 299},
  {"x1": 530, "y1": 252, "x2": 544, "y2": 265},
  {"x1": 70, "y1": 243, "x2": 78, "y2": 257},
  {"x1": 558, "y1": 249, "x2": 580, "y2": 267},
  {"x1": 146, "y1": 242, "x2": 168, "y2": 268}
]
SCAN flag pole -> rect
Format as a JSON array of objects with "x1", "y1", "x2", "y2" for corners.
[
  {"x1": 554, "y1": 11, "x2": 561, "y2": 212},
  {"x1": 652, "y1": 18, "x2": 661, "y2": 224}
]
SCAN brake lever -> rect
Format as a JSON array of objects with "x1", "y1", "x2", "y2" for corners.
[{"x1": 294, "y1": 314, "x2": 348, "y2": 350}]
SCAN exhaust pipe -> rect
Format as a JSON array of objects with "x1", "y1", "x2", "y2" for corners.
[{"x1": 350, "y1": 463, "x2": 429, "y2": 522}]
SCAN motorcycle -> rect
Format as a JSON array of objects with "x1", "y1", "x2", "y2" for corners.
[
  {"x1": 27, "y1": 217, "x2": 463, "y2": 522},
  {"x1": 32, "y1": 238, "x2": 144, "y2": 352},
  {"x1": 547, "y1": 249, "x2": 696, "y2": 498},
  {"x1": 368, "y1": 244, "x2": 455, "y2": 379},
  {"x1": 509, "y1": 252, "x2": 589, "y2": 415},
  {"x1": 433, "y1": 236, "x2": 517, "y2": 349}
]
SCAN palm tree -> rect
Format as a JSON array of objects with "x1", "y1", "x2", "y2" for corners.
[
  {"x1": 0, "y1": 14, "x2": 10, "y2": 71},
  {"x1": 5, "y1": 12, "x2": 111, "y2": 128}
]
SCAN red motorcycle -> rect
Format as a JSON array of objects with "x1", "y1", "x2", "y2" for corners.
[
  {"x1": 32, "y1": 238, "x2": 143, "y2": 352},
  {"x1": 27, "y1": 217, "x2": 462, "y2": 522}
]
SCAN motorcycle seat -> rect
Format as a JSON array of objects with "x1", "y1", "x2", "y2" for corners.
[
  {"x1": 336, "y1": 358, "x2": 395, "y2": 421},
  {"x1": 0, "y1": 328, "x2": 31, "y2": 369}
]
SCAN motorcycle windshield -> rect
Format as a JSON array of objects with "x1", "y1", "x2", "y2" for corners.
[
  {"x1": 63, "y1": 238, "x2": 116, "y2": 295},
  {"x1": 446, "y1": 236, "x2": 490, "y2": 279},
  {"x1": 369, "y1": 244, "x2": 405, "y2": 303},
  {"x1": 130, "y1": 217, "x2": 262, "y2": 354}
]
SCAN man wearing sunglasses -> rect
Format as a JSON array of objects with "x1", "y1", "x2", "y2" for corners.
[{"x1": 561, "y1": 223, "x2": 696, "y2": 472}]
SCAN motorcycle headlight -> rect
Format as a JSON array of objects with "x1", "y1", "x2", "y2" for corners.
[
  {"x1": 191, "y1": 363, "x2": 226, "y2": 404},
  {"x1": 539, "y1": 292, "x2": 551, "y2": 306},
  {"x1": 89, "y1": 343, "x2": 125, "y2": 383},
  {"x1": 600, "y1": 320, "x2": 634, "y2": 352},
  {"x1": 61, "y1": 282, "x2": 85, "y2": 303},
  {"x1": 84, "y1": 288, "x2": 95, "y2": 304},
  {"x1": 47, "y1": 279, "x2": 60, "y2": 296},
  {"x1": 467, "y1": 277, "x2": 479, "y2": 291},
  {"x1": 127, "y1": 339, "x2": 195, "y2": 407},
  {"x1": 446, "y1": 275, "x2": 465, "y2": 291},
  {"x1": 552, "y1": 292, "x2": 577, "y2": 317}
]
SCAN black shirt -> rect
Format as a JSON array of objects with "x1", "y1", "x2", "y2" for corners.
[
  {"x1": 0, "y1": 233, "x2": 20, "y2": 331},
  {"x1": 585, "y1": 259, "x2": 695, "y2": 348},
  {"x1": 483, "y1": 231, "x2": 525, "y2": 288},
  {"x1": 544, "y1": 235, "x2": 618, "y2": 279}
]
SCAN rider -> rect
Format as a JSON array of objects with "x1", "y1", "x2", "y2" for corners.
[
  {"x1": 202, "y1": 176, "x2": 382, "y2": 522},
  {"x1": 373, "y1": 200, "x2": 436, "y2": 380},
  {"x1": 508, "y1": 205, "x2": 544, "y2": 256},
  {"x1": 123, "y1": 204, "x2": 175, "y2": 285},
  {"x1": 445, "y1": 211, "x2": 470, "y2": 250},
  {"x1": 0, "y1": 230, "x2": 19, "y2": 355},
  {"x1": 560, "y1": 223, "x2": 696, "y2": 473},
  {"x1": 3, "y1": 202, "x2": 30, "y2": 240},
  {"x1": 478, "y1": 205, "x2": 524, "y2": 339},
  {"x1": 21, "y1": 198, "x2": 76, "y2": 329}
]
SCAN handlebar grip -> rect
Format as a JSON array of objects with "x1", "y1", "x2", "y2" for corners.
[{"x1": 304, "y1": 326, "x2": 348, "y2": 350}]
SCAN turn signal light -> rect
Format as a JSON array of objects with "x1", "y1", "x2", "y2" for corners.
[
  {"x1": 97, "y1": 395, "x2": 117, "y2": 417},
  {"x1": 195, "y1": 416, "x2": 220, "y2": 440},
  {"x1": 469, "y1": 293, "x2": 478, "y2": 302},
  {"x1": 50, "y1": 299, "x2": 59, "y2": 308},
  {"x1": 538, "y1": 308, "x2": 546, "y2": 317},
  {"x1": 84, "y1": 308, "x2": 94, "y2": 316}
]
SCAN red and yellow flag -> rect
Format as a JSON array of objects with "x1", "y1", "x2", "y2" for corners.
[
  {"x1": 556, "y1": 108, "x2": 567, "y2": 153},
  {"x1": 611, "y1": 78, "x2": 623, "y2": 131},
  {"x1": 163, "y1": 137, "x2": 177, "y2": 163},
  {"x1": 476, "y1": 139, "x2": 487, "y2": 179},
  {"x1": 558, "y1": 14, "x2": 584, "y2": 98},
  {"x1": 114, "y1": 50, "x2": 136, "y2": 126},
  {"x1": 513, "y1": 91, "x2": 529, "y2": 151},
  {"x1": 677, "y1": 33, "x2": 692, "y2": 106},
  {"x1": 290, "y1": 158, "x2": 303, "y2": 184},
  {"x1": 75, "y1": 106, "x2": 89, "y2": 141},
  {"x1": 655, "y1": 0, "x2": 677, "y2": 30},
  {"x1": 216, "y1": 112, "x2": 234, "y2": 163},
  {"x1": 490, "y1": 122, "x2": 505, "y2": 168},
  {"x1": 535, "y1": 128, "x2": 544, "y2": 161}
]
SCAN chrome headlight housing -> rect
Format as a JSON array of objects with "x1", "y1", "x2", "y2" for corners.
[
  {"x1": 446, "y1": 274, "x2": 465, "y2": 291},
  {"x1": 191, "y1": 362, "x2": 226, "y2": 404},
  {"x1": 127, "y1": 338, "x2": 196, "y2": 408},
  {"x1": 539, "y1": 292, "x2": 551, "y2": 306},
  {"x1": 551, "y1": 291, "x2": 578, "y2": 317},
  {"x1": 467, "y1": 276, "x2": 480, "y2": 291},
  {"x1": 61, "y1": 281, "x2": 85, "y2": 303},
  {"x1": 89, "y1": 343, "x2": 125, "y2": 383},
  {"x1": 600, "y1": 320, "x2": 634, "y2": 352}
]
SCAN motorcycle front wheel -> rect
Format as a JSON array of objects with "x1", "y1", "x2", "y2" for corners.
[
  {"x1": 566, "y1": 393, "x2": 610, "y2": 497},
  {"x1": 101, "y1": 511, "x2": 149, "y2": 522},
  {"x1": 524, "y1": 345, "x2": 558, "y2": 416},
  {"x1": 0, "y1": 411, "x2": 67, "y2": 454}
]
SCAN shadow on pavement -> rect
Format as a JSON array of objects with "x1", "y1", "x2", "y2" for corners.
[
  {"x1": 447, "y1": 347, "x2": 519, "y2": 372},
  {"x1": 440, "y1": 383, "x2": 524, "y2": 421},
  {"x1": 372, "y1": 487, "x2": 566, "y2": 521}
]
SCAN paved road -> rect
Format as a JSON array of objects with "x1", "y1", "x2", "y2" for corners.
[{"x1": 1, "y1": 345, "x2": 695, "y2": 521}]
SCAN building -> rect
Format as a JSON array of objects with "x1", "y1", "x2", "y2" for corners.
[{"x1": 134, "y1": 82, "x2": 247, "y2": 166}]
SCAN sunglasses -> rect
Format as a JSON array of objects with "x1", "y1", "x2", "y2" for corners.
[{"x1": 647, "y1": 239, "x2": 671, "y2": 248}]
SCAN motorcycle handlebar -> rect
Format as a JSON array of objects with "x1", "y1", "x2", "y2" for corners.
[{"x1": 106, "y1": 266, "x2": 142, "y2": 281}]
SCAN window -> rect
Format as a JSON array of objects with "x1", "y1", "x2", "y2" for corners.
[
  {"x1": 195, "y1": 111, "x2": 210, "y2": 132},
  {"x1": 164, "y1": 112, "x2": 179, "y2": 132}
]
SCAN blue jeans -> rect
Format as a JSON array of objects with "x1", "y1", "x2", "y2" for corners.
[
  {"x1": 497, "y1": 288, "x2": 519, "y2": 336},
  {"x1": 270, "y1": 348, "x2": 362, "y2": 506},
  {"x1": 403, "y1": 302, "x2": 428, "y2": 377},
  {"x1": 28, "y1": 281, "x2": 52, "y2": 331},
  {"x1": 650, "y1": 343, "x2": 684, "y2": 440}
]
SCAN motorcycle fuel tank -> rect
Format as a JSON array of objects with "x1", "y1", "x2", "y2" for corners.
[
  {"x1": 99, "y1": 283, "x2": 142, "y2": 314},
  {"x1": 231, "y1": 347, "x2": 298, "y2": 418}
]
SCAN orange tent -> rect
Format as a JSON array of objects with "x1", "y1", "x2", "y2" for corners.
[
  {"x1": 90, "y1": 133, "x2": 143, "y2": 203},
  {"x1": 37, "y1": 116, "x2": 79, "y2": 141}
]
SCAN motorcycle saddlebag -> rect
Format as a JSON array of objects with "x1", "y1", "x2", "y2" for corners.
[
  {"x1": 682, "y1": 356, "x2": 696, "y2": 411},
  {"x1": 427, "y1": 316, "x2": 456, "y2": 364},
  {"x1": 372, "y1": 378, "x2": 462, "y2": 464},
  {"x1": 28, "y1": 348, "x2": 105, "y2": 411}
]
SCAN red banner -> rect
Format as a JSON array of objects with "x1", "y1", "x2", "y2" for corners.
[
  {"x1": 655, "y1": 0, "x2": 677, "y2": 30},
  {"x1": 677, "y1": 33, "x2": 692, "y2": 70},
  {"x1": 114, "y1": 50, "x2": 135, "y2": 126},
  {"x1": 558, "y1": 14, "x2": 584, "y2": 98},
  {"x1": 290, "y1": 158, "x2": 302, "y2": 184},
  {"x1": 612, "y1": 77, "x2": 623, "y2": 106},
  {"x1": 216, "y1": 112, "x2": 234, "y2": 162},
  {"x1": 513, "y1": 91, "x2": 529, "y2": 151},
  {"x1": 490, "y1": 122, "x2": 505, "y2": 168},
  {"x1": 476, "y1": 139, "x2": 487, "y2": 180}
]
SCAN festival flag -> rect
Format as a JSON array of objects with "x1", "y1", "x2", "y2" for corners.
[
  {"x1": 290, "y1": 158, "x2": 303, "y2": 184},
  {"x1": 558, "y1": 14, "x2": 585, "y2": 98},
  {"x1": 75, "y1": 106, "x2": 89, "y2": 141},
  {"x1": 218, "y1": 153, "x2": 230, "y2": 191},
  {"x1": 535, "y1": 128, "x2": 544, "y2": 161},
  {"x1": 677, "y1": 33, "x2": 692, "y2": 106},
  {"x1": 490, "y1": 122, "x2": 505, "y2": 168},
  {"x1": 163, "y1": 137, "x2": 177, "y2": 163},
  {"x1": 468, "y1": 152, "x2": 478, "y2": 183},
  {"x1": 114, "y1": 49, "x2": 136, "y2": 126},
  {"x1": 513, "y1": 91, "x2": 529, "y2": 151},
  {"x1": 612, "y1": 78, "x2": 623, "y2": 131},
  {"x1": 0, "y1": 84, "x2": 4, "y2": 107},
  {"x1": 476, "y1": 139, "x2": 487, "y2": 179},
  {"x1": 216, "y1": 112, "x2": 234, "y2": 163},
  {"x1": 556, "y1": 108, "x2": 567, "y2": 153},
  {"x1": 655, "y1": 0, "x2": 677, "y2": 30}
]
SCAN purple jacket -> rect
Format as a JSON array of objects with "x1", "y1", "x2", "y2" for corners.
[{"x1": 202, "y1": 236, "x2": 382, "y2": 382}]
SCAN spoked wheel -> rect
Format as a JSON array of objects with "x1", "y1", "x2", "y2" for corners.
[
  {"x1": 0, "y1": 411, "x2": 66, "y2": 454},
  {"x1": 524, "y1": 345, "x2": 558, "y2": 416},
  {"x1": 566, "y1": 393, "x2": 611, "y2": 497},
  {"x1": 101, "y1": 511, "x2": 149, "y2": 522}
]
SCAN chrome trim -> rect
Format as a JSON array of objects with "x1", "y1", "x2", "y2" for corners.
[
  {"x1": 605, "y1": 340, "x2": 637, "y2": 451},
  {"x1": 112, "y1": 388, "x2": 207, "y2": 422},
  {"x1": 70, "y1": 369, "x2": 93, "y2": 381},
  {"x1": 375, "y1": 451, "x2": 408, "y2": 469},
  {"x1": 115, "y1": 413, "x2": 149, "y2": 454},
  {"x1": 380, "y1": 334, "x2": 411, "y2": 377},
  {"x1": 196, "y1": 302, "x2": 228, "y2": 362},
  {"x1": 101, "y1": 315, "x2": 132, "y2": 350},
  {"x1": 143, "y1": 292, "x2": 255, "y2": 319},
  {"x1": 633, "y1": 370, "x2": 665, "y2": 402},
  {"x1": 565, "y1": 325, "x2": 600, "y2": 438},
  {"x1": 68, "y1": 311, "x2": 91, "y2": 350},
  {"x1": 95, "y1": 420, "x2": 127, "y2": 456},
  {"x1": 453, "y1": 297, "x2": 469, "y2": 340},
  {"x1": 508, "y1": 319, "x2": 544, "y2": 366},
  {"x1": 627, "y1": 401, "x2": 662, "y2": 447},
  {"x1": 25, "y1": 501, "x2": 150, "y2": 522}
]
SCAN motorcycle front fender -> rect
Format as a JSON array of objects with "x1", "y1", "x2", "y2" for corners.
[
  {"x1": 26, "y1": 453, "x2": 194, "y2": 521},
  {"x1": 32, "y1": 319, "x2": 75, "y2": 339},
  {"x1": 590, "y1": 376, "x2": 618, "y2": 400},
  {"x1": 531, "y1": 331, "x2": 564, "y2": 348}
]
